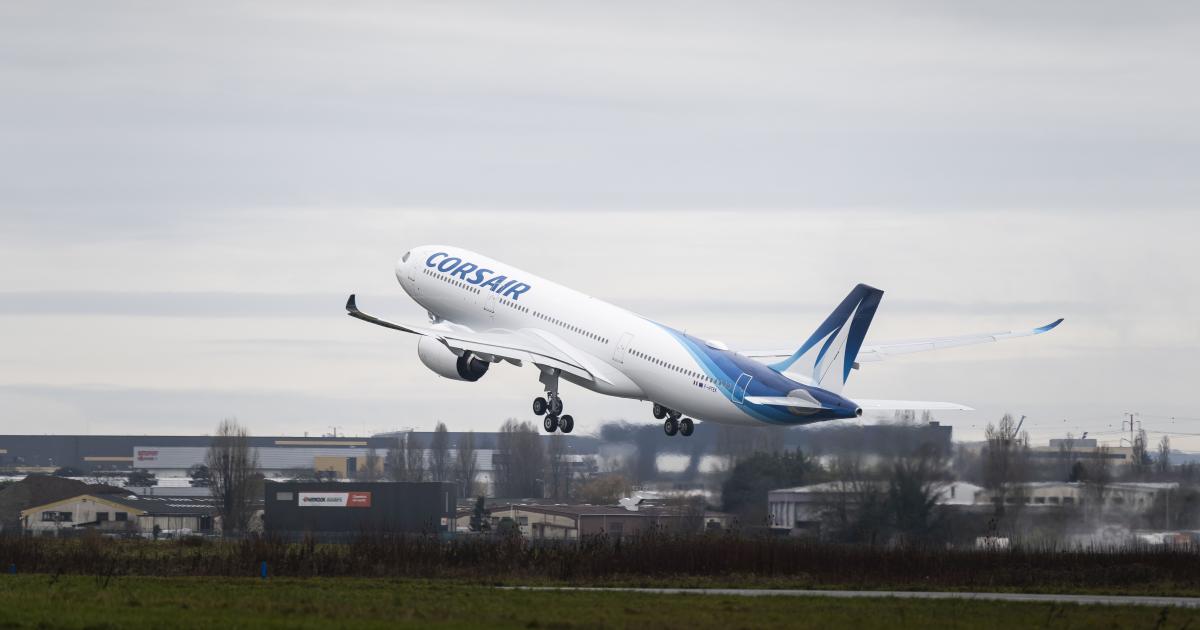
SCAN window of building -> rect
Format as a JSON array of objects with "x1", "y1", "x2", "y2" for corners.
[
  {"x1": 276, "y1": 492, "x2": 294, "y2": 502},
  {"x1": 115, "y1": 512, "x2": 128, "y2": 522},
  {"x1": 97, "y1": 512, "x2": 110, "y2": 521},
  {"x1": 518, "y1": 516, "x2": 529, "y2": 526},
  {"x1": 1034, "y1": 497, "x2": 1045, "y2": 504},
  {"x1": 1063, "y1": 497, "x2": 1075, "y2": 505},
  {"x1": 41, "y1": 511, "x2": 72, "y2": 522}
]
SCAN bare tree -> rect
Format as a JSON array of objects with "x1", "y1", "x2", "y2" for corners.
[
  {"x1": 385, "y1": 436, "x2": 406, "y2": 481},
  {"x1": 405, "y1": 431, "x2": 426, "y2": 482},
  {"x1": 207, "y1": 418, "x2": 260, "y2": 536},
  {"x1": 495, "y1": 419, "x2": 543, "y2": 497},
  {"x1": 1084, "y1": 445, "x2": 1114, "y2": 520},
  {"x1": 1132, "y1": 428, "x2": 1149, "y2": 479},
  {"x1": 430, "y1": 422, "x2": 451, "y2": 482},
  {"x1": 886, "y1": 445, "x2": 949, "y2": 545},
  {"x1": 455, "y1": 431, "x2": 478, "y2": 496},
  {"x1": 576, "y1": 474, "x2": 631, "y2": 504},
  {"x1": 1158, "y1": 435, "x2": 1172, "y2": 475},
  {"x1": 545, "y1": 434, "x2": 571, "y2": 501},
  {"x1": 982, "y1": 414, "x2": 1029, "y2": 510},
  {"x1": 361, "y1": 446, "x2": 381, "y2": 482}
]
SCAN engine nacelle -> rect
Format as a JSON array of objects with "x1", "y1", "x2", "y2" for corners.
[{"x1": 417, "y1": 336, "x2": 489, "y2": 382}]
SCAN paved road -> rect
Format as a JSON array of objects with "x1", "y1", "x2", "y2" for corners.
[{"x1": 501, "y1": 586, "x2": 1200, "y2": 608}]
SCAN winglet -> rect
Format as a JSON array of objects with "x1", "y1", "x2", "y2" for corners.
[
  {"x1": 1035, "y1": 318, "x2": 1064, "y2": 334},
  {"x1": 346, "y1": 294, "x2": 359, "y2": 314}
]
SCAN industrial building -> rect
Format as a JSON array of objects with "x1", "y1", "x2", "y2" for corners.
[
  {"x1": 132, "y1": 446, "x2": 386, "y2": 478},
  {"x1": 768, "y1": 481, "x2": 984, "y2": 532},
  {"x1": 0, "y1": 434, "x2": 397, "y2": 472},
  {"x1": 487, "y1": 503, "x2": 729, "y2": 539},
  {"x1": 0, "y1": 433, "x2": 603, "y2": 497},
  {"x1": 20, "y1": 493, "x2": 220, "y2": 537},
  {"x1": 263, "y1": 481, "x2": 457, "y2": 540},
  {"x1": 767, "y1": 480, "x2": 1180, "y2": 536}
]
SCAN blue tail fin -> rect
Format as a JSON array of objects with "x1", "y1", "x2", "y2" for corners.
[{"x1": 768, "y1": 284, "x2": 884, "y2": 394}]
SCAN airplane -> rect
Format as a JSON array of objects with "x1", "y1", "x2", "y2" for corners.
[{"x1": 347, "y1": 245, "x2": 1063, "y2": 437}]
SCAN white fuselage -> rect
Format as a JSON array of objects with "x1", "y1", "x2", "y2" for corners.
[{"x1": 396, "y1": 245, "x2": 772, "y2": 426}]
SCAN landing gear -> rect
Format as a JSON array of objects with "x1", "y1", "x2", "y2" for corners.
[
  {"x1": 662, "y1": 416, "x2": 695, "y2": 437},
  {"x1": 536, "y1": 392, "x2": 564, "y2": 430},
  {"x1": 534, "y1": 392, "x2": 563, "y2": 417},
  {"x1": 542, "y1": 414, "x2": 574, "y2": 433},
  {"x1": 652, "y1": 403, "x2": 667, "y2": 420},
  {"x1": 535, "y1": 369, "x2": 575, "y2": 434}
]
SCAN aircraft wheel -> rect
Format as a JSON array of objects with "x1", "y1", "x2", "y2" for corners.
[
  {"x1": 679, "y1": 418, "x2": 694, "y2": 437},
  {"x1": 544, "y1": 415, "x2": 559, "y2": 433},
  {"x1": 549, "y1": 397, "x2": 564, "y2": 416},
  {"x1": 663, "y1": 418, "x2": 679, "y2": 436},
  {"x1": 533, "y1": 397, "x2": 548, "y2": 416},
  {"x1": 652, "y1": 403, "x2": 667, "y2": 420},
  {"x1": 559, "y1": 415, "x2": 574, "y2": 434}
]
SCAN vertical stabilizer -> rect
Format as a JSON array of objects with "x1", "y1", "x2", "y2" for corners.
[{"x1": 768, "y1": 284, "x2": 884, "y2": 394}]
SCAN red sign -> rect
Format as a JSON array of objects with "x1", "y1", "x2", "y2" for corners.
[
  {"x1": 137, "y1": 450, "x2": 159, "y2": 461},
  {"x1": 347, "y1": 492, "x2": 372, "y2": 508}
]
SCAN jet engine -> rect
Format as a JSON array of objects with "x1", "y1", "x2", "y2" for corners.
[{"x1": 417, "y1": 336, "x2": 489, "y2": 382}]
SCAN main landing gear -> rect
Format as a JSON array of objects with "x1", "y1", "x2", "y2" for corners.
[
  {"x1": 533, "y1": 391, "x2": 573, "y2": 434},
  {"x1": 654, "y1": 404, "x2": 694, "y2": 437}
]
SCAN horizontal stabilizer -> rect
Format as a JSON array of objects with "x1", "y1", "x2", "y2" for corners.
[
  {"x1": 853, "y1": 399, "x2": 974, "y2": 411},
  {"x1": 743, "y1": 396, "x2": 828, "y2": 410}
]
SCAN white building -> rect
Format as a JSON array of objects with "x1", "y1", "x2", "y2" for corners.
[
  {"x1": 768, "y1": 481, "x2": 985, "y2": 531},
  {"x1": 20, "y1": 493, "x2": 220, "y2": 537}
]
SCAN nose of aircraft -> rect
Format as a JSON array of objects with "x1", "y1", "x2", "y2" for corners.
[{"x1": 395, "y1": 250, "x2": 412, "y2": 283}]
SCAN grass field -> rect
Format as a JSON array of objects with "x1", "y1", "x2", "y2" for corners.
[
  {"x1": 7, "y1": 534, "x2": 1200, "y2": 597},
  {"x1": 0, "y1": 575, "x2": 1196, "y2": 629}
]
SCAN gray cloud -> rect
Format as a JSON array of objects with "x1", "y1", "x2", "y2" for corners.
[
  {"x1": 2, "y1": 1, "x2": 1198, "y2": 220},
  {"x1": 0, "y1": 291, "x2": 357, "y2": 318},
  {"x1": 0, "y1": 3, "x2": 1197, "y2": 446}
]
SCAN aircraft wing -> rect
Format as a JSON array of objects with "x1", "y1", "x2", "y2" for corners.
[
  {"x1": 345, "y1": 294, "x2": 599, "y2": 382},
  {"x1": 742, "y1": 318, "x2": 1063, "y2": 364}
]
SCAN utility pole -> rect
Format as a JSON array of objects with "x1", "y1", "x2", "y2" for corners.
[{"x1": 1123, "y1": 412, "x2": 1137, "y2": 448}]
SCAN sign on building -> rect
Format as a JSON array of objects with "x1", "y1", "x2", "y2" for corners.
[{"x1": 297, "y1": 492, "x2": 372, "y2": 508}]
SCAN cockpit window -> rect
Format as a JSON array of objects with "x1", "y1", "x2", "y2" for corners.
[{"x1": 402, "y1": 251, "x2": 411, "y2": 262}]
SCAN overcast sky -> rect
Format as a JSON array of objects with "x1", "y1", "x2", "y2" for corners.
[{"x1": 1, "y1": 2, "x2": 1197, "y2": 447}]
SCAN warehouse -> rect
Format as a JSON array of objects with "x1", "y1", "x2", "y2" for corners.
[
  {"x1": 488, "y1": 503, "x2": 726, "y2": 539},
  {"x1": 133, "y1": 446, "x2": 387, "y2": 478},
  {"x1": 0, "y1": 434, "x2": 396, "y2": 473},
  {"x1": 20, "y1": 493, "x2": 220, "y2": 537},
  {"x1": 264, "y1": 481, "x2": 457, "y2": 540}
]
